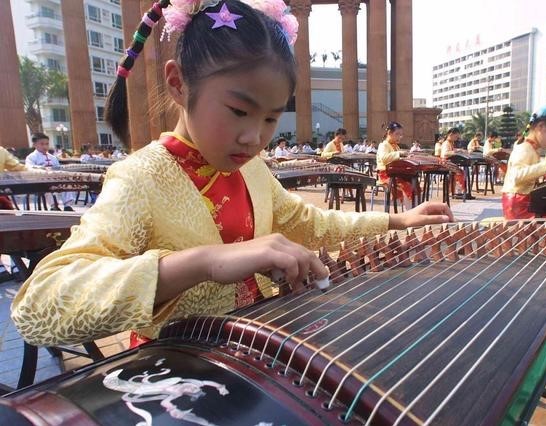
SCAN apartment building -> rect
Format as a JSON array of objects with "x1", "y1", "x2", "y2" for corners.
[
  {"x1": 432, "y1": 30, "x2": 537, "y2": 130},
  {"x1": 25, "y1": 0, "x2": 123, "y2": 148}
]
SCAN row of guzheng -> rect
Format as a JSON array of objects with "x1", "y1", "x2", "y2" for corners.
[
  {"x1": 0, "y1": 170, "x2": 104, "y2": 196},
  {"x1": 272, "y1": 161, "x2": 376, "y2": 189},
  {"x1": 2, "y1": 221, "x2": 545, "y2": 425}
]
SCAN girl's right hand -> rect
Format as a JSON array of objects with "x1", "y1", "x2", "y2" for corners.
[
  {"x1": 157, "y1": 234, "x2": 328, "y2": 305},
  {"x1": 206, "y1": 234, "x2": 328, "y2": 291}
]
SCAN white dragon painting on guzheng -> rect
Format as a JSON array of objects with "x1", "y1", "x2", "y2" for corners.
[
  {"x1": 102, "y1": 358, "x2": 228, "y2": 426},
  {"x1": 102, "y1": 358, "x2": 274, "y2": 426}
]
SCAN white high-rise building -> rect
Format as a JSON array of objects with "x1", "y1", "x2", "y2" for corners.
[
  {"x1": 432, "y1": 29, "x2": 537, "y2": 130},
  {"x1": 25, "y1": 0, "x2": 123, "y2": 149}
]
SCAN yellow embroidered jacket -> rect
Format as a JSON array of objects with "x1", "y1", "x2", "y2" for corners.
[
  {"x1": 376, "y1": 140, "x2": 401, "y2": 171},
  {"x1": 502, "y1": 139, "x2": 546, "y2": 194},
  {"x1": 0, "y1": 146, "x2": 25, "y2": 172},
  {"x1": 467, "y1": 138, "x2": 481, "y2": 153},
  {"x1": 320, "y1": 139, "x2": 344, "y2": 159},
  {"x1": 11, "y1": 142, "x2": 389, "y2": 345}
]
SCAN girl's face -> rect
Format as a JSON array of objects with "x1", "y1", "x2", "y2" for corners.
[
  {"x1": 447, "y1": 132, "x2": 459, "y2": 143},
  {"x1": 388, "y1": 128, "x2": 403, "y2": 144},
  {"x1": 532, "y1": 121, "x2": 546, "y2": 148},
  {"x1": 177, "y1": 65, "x2": 291, "y2": 172}
]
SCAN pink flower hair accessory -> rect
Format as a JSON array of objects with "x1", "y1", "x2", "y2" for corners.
[
  {"x1": 242, "y1": 0, "x2": 298, "y2": 45},
  {"x1": 161, "y1": 0, "x2": 221, "y2": 40}
]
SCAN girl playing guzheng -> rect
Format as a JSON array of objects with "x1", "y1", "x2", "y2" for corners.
[
  {"x1": 0, "y1": 146, "x2": 25, "y2": 210},
  {"x1": 376, "y1": 121, "x2": 414, "y2": 209},
  {"x1": 440, "y1": 127, "x2": 466, "y2": 196},
  {"x1": 501, "y1": 106, "x2": 546, "y2": 219},
  {"x1": 11, "y1": 0, "x2": 453, "y2": 348}
]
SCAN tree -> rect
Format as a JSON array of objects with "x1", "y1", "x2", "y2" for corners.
[
  {"x1": 330, "y1": 50, "x2": 341, "y2": 67},
  {"x1": 310, "y1": 52, "x2": 317, "y2": 64},
  {"x1": 462, "y1": 111, "x2": 499, "y2": 141},
  {"x1": 19, "y1": 56, "x2": 68, "y2": 133},
  {"x1": 321, "y1": 52, "x2": 328, "y2": 67},
  {"x1": 498, "y1": 105, "x2": 518, "y2": 147},
  {"x1": 514, "y1": 111, "x2": 531, "y2": 133}
]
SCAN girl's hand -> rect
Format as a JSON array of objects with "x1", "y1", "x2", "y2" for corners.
[
  {"x1": 206, "y1": 234, "x2": 328, "y2": 291},
  {"x1": 388, "y1": 201, "x2": 455, "y2": 230},
  {"x1": 157, "y1": 234, "x2": 327, "y2": 304}
]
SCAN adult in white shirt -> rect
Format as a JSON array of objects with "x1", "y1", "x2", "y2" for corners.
[
  {"x1": 274, "y1": 138, "x2": 291, "y2": 158},
  {"x1": 25, "y1": 133, "x2": 75, "y2": 211}
]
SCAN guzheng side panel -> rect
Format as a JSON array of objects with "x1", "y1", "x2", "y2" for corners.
[{"x1": 4, "y1": 345, "x2": 328, "y2": 426}]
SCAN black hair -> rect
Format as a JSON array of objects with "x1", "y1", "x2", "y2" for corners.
[
  {"x1": 488, "y1": 131, "x2": 498, "y2": 138},
  {"x1": 31, "y1": 133, "x2": 49, "y2": 143},
  {"x1": 382, "y1": 121, "x2": 403, "y2": 138},
  {"x1": 384, "y1": 121, "x2": 403, "y2": 132},
  {"x1": 276, "y1": 137, "x2": 287, "y2": 145},
  {"x1": 446, "y1": 127, "x2": 460, "y2": 135},
  {"x1": 335, "y1": 128, "x2": 347, "y2": 136},
  {"x1": 105, "y1": 0, "x2": 296, "y2": 144}
]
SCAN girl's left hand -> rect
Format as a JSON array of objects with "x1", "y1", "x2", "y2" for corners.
[{"x1": 388, "y1": 201, "x2": 455, "y2": 230}]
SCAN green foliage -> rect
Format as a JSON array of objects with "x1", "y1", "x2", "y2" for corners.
[
  {"x1": 19, "y1": 56, "x2": 69, "y2": 133},
  {"x1": 498, "y1": 105, "x2": 518, "y2": 146},
  {"x1": 461, "y1": 112, "x2": 499, "y2": 141},
  {"x1": 514, "y1": 111, "x2": 531, "y2": 133}
]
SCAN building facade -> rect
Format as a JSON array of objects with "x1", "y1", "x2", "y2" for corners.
[
  {"x1": 25, "y1": 0, "x2": 123, "y2": 149},
  {"x1": 432, "y1": 30, "x2": 537, "y2": 130}
]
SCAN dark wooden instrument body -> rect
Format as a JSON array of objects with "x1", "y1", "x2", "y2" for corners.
[
  {"x1": 448, "y1": 152, "x2": 496, "y2": 167},
  {"x1": 385, "y1": 156, "x2": 454, "y2": 177},
  {"x1": 274, "y1": 164, "x2": 376, "y2": 189},
  {"x1": 491, "y1": 150, "x2": 511, "y2": 162},
  {"x1": 0, "y1": 171, "x2": 103, "y2": 196},
  {"x1": 328, "y1": 153, "x2": 377, "y2": 168},
  {"x1": 2, "y1": 222, "x2": 545, "y2": 425},
  {"x1": 530, "y1": 183, "x2": 546, "y2": 215},
  {"x1": 0, "y1": 211, "x2": 81, "y2": 253}
]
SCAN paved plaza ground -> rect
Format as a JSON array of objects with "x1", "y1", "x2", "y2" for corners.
[{"x1": 0, "y1": 185, "x2": 544, "y2": 424}]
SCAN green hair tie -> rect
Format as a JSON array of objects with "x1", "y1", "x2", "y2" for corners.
[{"x1": 133, "y1": 31, "x2": 147, "y2": 44}]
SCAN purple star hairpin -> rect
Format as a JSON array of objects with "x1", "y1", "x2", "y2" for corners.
[{"x1": 206, "y1": 3, "x2": 242, "y2": 29}]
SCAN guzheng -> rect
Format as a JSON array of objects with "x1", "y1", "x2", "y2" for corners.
[
  {"x1": 59, "y1": 163, "x2": 109, "y2": 174},
  {"x1": 0, "y1": 170, "x2": 103, "y2": 196},
  {"x1": 386, "y1": 156, "x2": 457, "y2": 176},
  {"x1": 273, "y1": 162, "x2": 376, "y2": 189},
  {"x1": 447, "y1": 152, "x2": 496, "y2": 167},
  {"x1": 2, "y1": 221, "x2": 545, "y2": 425},
  {"x1": 529, "y1": 182, "x2": 546, "y2": 216},
  {"x1": 0, "y1": 209, "x2": 81, "y2": 253},
  {"x1": 490, "y1": 150, "x2": 511, "y2": 162}
]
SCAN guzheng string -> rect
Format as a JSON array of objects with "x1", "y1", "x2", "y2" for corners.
[
  {"x1": 200, "y1": 225, "x2": 429, "y2": 343},
  {"x1": 248, "y1": 222, "x2": 517, "y2": 360},
  {"x1": 387, "y1": 256, "x2": 546, "y2": 425},
  {"x1": 333, "y1": 223, "x2": 545, "y2": 420},
  {"x1": 290, "y1": 222, "x2": 539, "y2": 392},
  {"x1": 213, "y1": 223, "x2": 465, "y2": 348},
  {"x1": 283, "y1": 223, "x2": 524, "y2": 378},
  {"x1": 200, "y1": 221, "x2": 514, "y2": 347}
]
